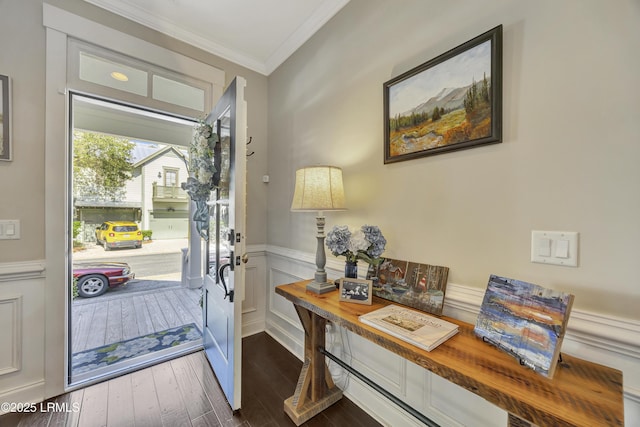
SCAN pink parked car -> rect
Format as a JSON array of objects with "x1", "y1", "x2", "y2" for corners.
[{"x1": 72, "y1": 262, "x2": 135, "y2": 298}]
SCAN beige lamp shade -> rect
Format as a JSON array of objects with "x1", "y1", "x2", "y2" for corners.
[{"x1": 291, "y1": 166, "x2": 346, "y2": 211}]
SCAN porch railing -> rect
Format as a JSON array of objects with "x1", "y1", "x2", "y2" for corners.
[{"x1": 153, "y1": 185, "x2": 188, "y2": 200}]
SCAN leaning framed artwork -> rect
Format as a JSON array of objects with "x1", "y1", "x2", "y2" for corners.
[
  {"x1": 384, "y1": 25, "x2": 502, "y2": 163},
  {"x1": 366, "y1": 258, "x2": 449, "y2": 315},
  {"x1": 0, "y1": 74, "x2": 11, "y2": 161}
]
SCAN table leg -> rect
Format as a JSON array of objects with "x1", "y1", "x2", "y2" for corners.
[
  {"x1": 508, "y1": 413, "x2": 537, "y2": 427},
  {"x1": 284, "y1": 306, "x2": 343, "y2": 425}
]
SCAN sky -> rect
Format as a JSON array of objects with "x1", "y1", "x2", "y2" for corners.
[{"x1": 388, "y1": 40, "x2": 492, "y2": 117}]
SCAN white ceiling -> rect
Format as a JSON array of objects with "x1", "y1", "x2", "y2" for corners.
[{"x1": 83, "y1": 0, "x2": 350, "y2": 75}]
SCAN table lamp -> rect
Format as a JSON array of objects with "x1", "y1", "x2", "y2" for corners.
[{"x1": 291, "y1": 166, "x2": 346, "y2": 294}]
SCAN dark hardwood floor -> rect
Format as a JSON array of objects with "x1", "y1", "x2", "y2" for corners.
[{"x1": 1, "y1": 333, "x2": 381, "y2": 427}]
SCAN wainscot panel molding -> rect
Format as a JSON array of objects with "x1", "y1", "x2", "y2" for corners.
[
  {"x1": 0, "y1": 260, "x2": 46, "y2": 282},
  {"x1": 0, "y1": 262, "x2": 46, "y2": 414},
  {"x1": 265, "y1": 245, "x2": 640, "y2": 426},
  {"x1": 0, "y1": 380, "x2": 46, "y2": 415},
  {"x1": 241, "y1": 245, "x2": 268, "y2": 337},
  {"x1": 0, "y1": 295, "x2": 22, "y2": 376}
]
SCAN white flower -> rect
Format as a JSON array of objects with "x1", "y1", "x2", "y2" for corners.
[
  {"x1": 327, "y1": 224, "x2": 386, "y2": 264},
  {"x1": 196, "y1": 135, "x2": 209, "y2": 151},
  {"x1": 183, "y1": 119, "x2": 218, "y2": 201},
  {"x1": 198, "y1": 166, "x2": 212, "y2": 185},
  {"x1": 348, "y1": 230, "x2": 369, "y2": 253}
]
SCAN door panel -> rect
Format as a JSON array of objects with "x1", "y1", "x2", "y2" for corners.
[
  {"x1": 207, "y1": 294, "x2": 229, "y2": 356},
  {"x1": 202, "y1": 77, "x2": 246, "y2": 411}
]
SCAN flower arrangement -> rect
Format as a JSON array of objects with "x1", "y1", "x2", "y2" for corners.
[
  {"x1": 181, "y1": 119, "x2": 219, "y2": 239},
  {"x1": 326, "y1": 225, "x2": 387, "y2": 265},
  {"x1": 181, "y1": 119, "x2": 219, "y2": 201}
]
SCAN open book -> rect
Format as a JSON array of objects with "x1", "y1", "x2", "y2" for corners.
[{"x1": 359, "y1": 304, "x2": 458, "y2": 351}]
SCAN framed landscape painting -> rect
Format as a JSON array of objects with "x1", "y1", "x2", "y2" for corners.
[
  {"x1": 384, "y1": 25, "x2": 502, "y2": 163},
  {"x1": 1, "y1": 74, "x2": 11, "y2": 161}
]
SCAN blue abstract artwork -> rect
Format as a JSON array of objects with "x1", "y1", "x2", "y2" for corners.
[{"x1": 474, "y1": 275, "x2": 574, "y2": 378}]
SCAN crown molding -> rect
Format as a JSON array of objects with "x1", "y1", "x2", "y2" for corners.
[{"x1": 83, "y1": 0, "x2": 350, "y2": 76}]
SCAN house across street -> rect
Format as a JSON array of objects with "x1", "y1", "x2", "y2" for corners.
[{"x1": 74, "y1": 141, "x2": 190, "y2": 243}]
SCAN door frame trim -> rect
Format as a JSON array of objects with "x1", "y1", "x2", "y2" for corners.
[{"x1": 44, "y1": 4, "x2": 225, "y2": 397}]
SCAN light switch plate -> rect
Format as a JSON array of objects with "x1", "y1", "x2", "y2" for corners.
[
  {"x1": 0, "y1": 220, "x2": 21, "y2": 240},
  {"x1": 531, "y1": 230, "x2": 578, "y2": 267}
]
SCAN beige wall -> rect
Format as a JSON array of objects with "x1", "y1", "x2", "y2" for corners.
[
  {"x1": 0, "y1": 0, "x2": 269, "y2": 262},
  {"x1": 0, "y1": 0, "x2": 46, "y2": 261},
  {"x1": 267, "y1": 0, "x2": 640, "y2": 318}
]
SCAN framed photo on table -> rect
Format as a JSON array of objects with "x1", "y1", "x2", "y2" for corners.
[
  {"x1": 383, "y1": 25, "x2": 502, "y2": 163},
  {"x1": 338, "y1": 278, "x2": 373, "y2": 305},
  {"x1": 1, "y1": 74, "x2": 11, "y2": 161}
]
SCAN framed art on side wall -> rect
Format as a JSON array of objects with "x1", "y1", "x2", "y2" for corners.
[
  {"x1": 384, "y1": 25, "x2": 502, "y2": 163},
  {"x1": 1, "y1": 74, "x2": 11, "y2": 161}
]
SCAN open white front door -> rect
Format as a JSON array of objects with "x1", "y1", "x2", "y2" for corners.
[{"x1": 203, "y1": 77, "x2": 247, "y2": 410}]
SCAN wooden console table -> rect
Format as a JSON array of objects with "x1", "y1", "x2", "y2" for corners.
[{"x1": 276, "y1": 280, "x2": 624, "y2": 427}]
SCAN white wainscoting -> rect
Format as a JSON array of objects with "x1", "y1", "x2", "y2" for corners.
[
  {"x1": 241, "y1": 245, "x2": 268, "y2": 337},
  {"x1": 0, "y1": 295, "x2": 22, "y2": 376},
  {"x1": 264, "y1": 246, "x2": 640, "y2": 426},
  {"x1": 0, "y1": 261, "x2": 46, "y2": 413}
]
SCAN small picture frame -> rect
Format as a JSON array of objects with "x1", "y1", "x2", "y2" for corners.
[{"x1": 338, "y1": 278, "x2": 373, "y2": 305}]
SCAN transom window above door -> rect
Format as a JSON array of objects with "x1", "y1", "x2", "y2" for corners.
[{"x1": 69, "y1": 39, "x2": 212, "y2": 118}]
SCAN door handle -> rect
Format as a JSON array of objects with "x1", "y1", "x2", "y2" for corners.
[
  {"x1": 242, "y1": 253, "x2": 249, "y2": 264},
  {"x1": 218, "y1": 263, "x2": 234, "y2": 302}
]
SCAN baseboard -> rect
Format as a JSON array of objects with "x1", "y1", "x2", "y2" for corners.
[
  {"x1": 242, "y1": 319, "x2": 265, "y2": 338},
  {"x1": 265, "y1": 321, "x2": 303, "y2": 362},
  {"x1": 0, "y1": 380, "x2": 45, "y2": 415}
]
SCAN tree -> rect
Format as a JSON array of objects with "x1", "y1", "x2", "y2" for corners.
[
  {"x1": 73, "y1": 131, "x2": 134, "y2": 201},
  {"x1": 432, "y1": 106, "x2": 441, "y2": 121},
  {"x1": 480, "y1": 72, "x2": 490, "y2": 103},
  {"x1": 464, "y1": 78, "x2": 476, "y2": 113}
]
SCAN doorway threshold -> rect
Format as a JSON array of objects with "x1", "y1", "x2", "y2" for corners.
[{"x1": 70, "y1": 339, "x2": 203, "y2": 387}]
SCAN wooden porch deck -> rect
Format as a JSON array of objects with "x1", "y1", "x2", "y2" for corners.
[{"x1": 72, "y1": 281, "x2": 203, "y2": 354}]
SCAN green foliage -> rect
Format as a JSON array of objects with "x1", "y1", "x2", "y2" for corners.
[
  {"x1": 432, "y1": 106, "x2": 441, "y2": 121},
  {"x1": 464, "y1": 74, "x2": 491, "y2": 114},
  {"x1": 73, "y1": 131, "x2": 135, "y2": 202},
  {"x1": 72, "y1": 276, "x2": 78, "y2": 299},
  {"x1": 480, "y1": 72, "x2": 490, "y2": 103},
  {"x1": 72, "y1": 221, "x2": 82, "y2": 239},
  {"x1": 141, "y1": 230, "x2": 153, "y2": 240},
  {"x1": 390, "y1": 111, "x2": 430, "y2": 133}
]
